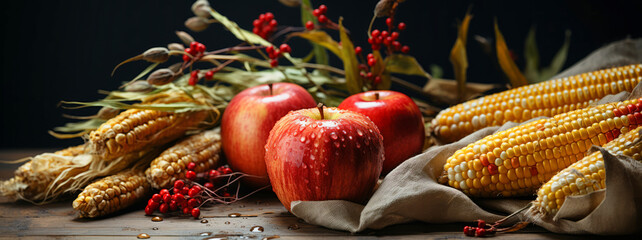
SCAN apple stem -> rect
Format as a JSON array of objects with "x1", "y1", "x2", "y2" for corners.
[
  {"x1": 268, "y1": 83, "x2": 273, "y2": 95},
  {"x1": 375, "y1": 92, "x2": 380, "y2": 100},
  {"x1": 317, "y1": 103, "x2": 324, "y2": 119}
]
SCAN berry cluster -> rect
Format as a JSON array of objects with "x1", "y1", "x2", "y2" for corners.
[
  {"x1": 144, "y1": 165, "x2": 235, "y2": 219},
  {"x1": 367, "y1": 23, "x2": 409, "y2": 53},
  {"x1": 252, "y1": 12, "x2": 278, "y2": 40},
  {"x1": 188, "y1": 68, "x2": 217, "y2": 86},
  {"x1": 463, "y1": 220, "x2": 496, "y2": 237},
  {"x1": 265, "y1": 44, "x2": 292, "y2": 67},
  {"x1": 305, "y1": 4, "x2": 329, "y2": 30},
  {"x1": 183, "y1": 41, "x2": 207, "y2": 62}
]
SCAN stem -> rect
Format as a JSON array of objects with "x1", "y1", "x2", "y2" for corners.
[
  {"x1": 375, "y1": 92, "x2": 380, "y2": 100},
  {"x1": 268, "y1": 83, "x2": 273, "y2": 95},
  {"x1": 205, "y1": 45, "x2": 265, "y2": 55},
  {"x1": 317, "y1": 103, "x2": 324, "y2": 119}
]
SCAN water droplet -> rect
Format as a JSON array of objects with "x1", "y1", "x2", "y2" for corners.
[
  {"x1": 151, "y1": 216, "x2": 163, "y2": 222},
  {"x1": 356, "y1": 142, "x2": 361, "y2": 148},
  {"x1": 152, "y1": 227, "x2": 158, "y2": 230},
  {"x1": 341, "y1": 137, "x2": 345, "y2": 142},
  {"x1": 250, "y1": 226, "x2": 264, "y2": 233},
  {"x1": 314, "y1": 141, "x2": 319, "y2": 147},
  {"x1": 310, "y1": 155, "x2": 316, "y2": 160},
  {"x1": 204, "y1": 237, "x2": 228, "y2": 240},
  {"x1": 201, "y1": 219, "x2": 209, "y2": 223},
  {"x1": 302, "y1": 164, "x2": 307, "y2": 169},
  {"x1": 137, "y1": 233, "x2": 150, "y2": 239},
  {"x1": 314, "y1": 186, "x2": 320, "y2": 191},
  {"x1": 300, "y1": 136, "x2": 306, "y2": 142},
  {"x1": 314, "y1": 170, "x2": 320, "y2": 175},
  {"x1": 348, "y1": 135, "x2": 353, "y2": 140},
  {"x1": 310, "y1": 133, "x2": 316, "y2": 138},
  {"x1": 224, "y1": 221, "x2": 231, "y2": 224},
  {"x1": 319, "y1": 128, "x2": 325, "y2": 133},
  {"x1": 200, "y1": 232, "x2": 213, "y2": 236},
  {"x1": 228, "y1": 213, "x2": 242, "y2": 218},
  {"x1": 262, "y1": 235, "x2": 280, "y2": 240},
  {"x1": 342, "y1": 130, "x2": 348, "y2": 135},
  {"x1": 330, "y1": 132, "x2": 338, "y2": 140},
  {"x1": 357, "y1": 129, "x2": 364, "y2": 136},
  {"x1": 334, "y1": 142, "x2": 340, "y2": 148},
  {"x1": 288, "y1": 224, "x2": 300, "y2": 230}
]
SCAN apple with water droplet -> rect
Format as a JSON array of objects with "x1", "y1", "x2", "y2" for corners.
[
  {"x1": 265, "y1": 105, "x2": 384, "y2": 211},
  {"x1": 338, "y1": 90, "x2": 424, "y2": 175},
  {"x1": 221, "y1": 83, "x2": 316, "y2": 188}
]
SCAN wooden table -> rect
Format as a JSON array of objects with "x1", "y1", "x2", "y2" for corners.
[{"x1": 0, "y1": 150, "x2": 606, "y2": 239}]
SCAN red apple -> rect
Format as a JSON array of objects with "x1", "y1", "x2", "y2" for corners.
[
  {"x1": 338, "y1": 90, "x2": 424, "y2": 174},
  {"x1": 221, "y1": 83, "x2": 316, "y2": 187},
  {"x1": 265, "y1": 106, "x2": 384, "y2": 211}
]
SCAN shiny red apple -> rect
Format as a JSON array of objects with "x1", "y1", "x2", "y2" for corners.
[
  {"x1": 221, "y1": 83, "x2": 316, "y2": 188},
  {"x1": 338, "y1": 90, "x2": 424, "y2": 174},
  {"x1": 265, "y1": 106, "x2": 384, "y2": 211}
]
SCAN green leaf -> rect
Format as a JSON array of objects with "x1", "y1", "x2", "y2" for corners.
[
  {"x1": 538, "y1": 30, "x2": 571, "y2": 82},
  {"x1": 429, "y1": 64, "x2": 443, "y2": 79},
  {"x1": 338, "y1": 18, "x2": 362, "y2": 94},
  {"x1": 524, "y1": 26, "x2": 540, "y2": 83},
  {"x1": 386, "y1": 54, "x2": 431, "y2": 79},
  {"x1": 494, "y1": 20, "x2": 528, "y2": 87},
  {"x1": 208, "y1": 9, "x2": 271, "y2": 46},
  {"x1": 290, "y1": 31, "x2": 342, "y2": 57},
  {"x1": 300, "y1": 0, "x2": 329, "y2": 66}
]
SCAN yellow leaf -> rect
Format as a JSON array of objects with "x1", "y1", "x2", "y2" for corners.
[
  {"x1": 494, "y1": 20, "x2": 528, "y2": 87},
  {"x1": 289, "y1": 31, "x2": 342, "y2": 57},
  {"x1": 339, "y1": 18, "x2": 362, "y2": 94},
  {"x1": 449, "y1": 11, "x2": 472, "y2": 101}
]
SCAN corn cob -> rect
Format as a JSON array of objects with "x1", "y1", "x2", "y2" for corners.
[
  {"x1": 72, "y1": 169, "x2": 150, "y2": 218},
  {"x1": 88, "y1": 92, "x2": 209, "y2": 160},
  {"x1": 433, "y1": 64, "x2": 642, "y2": 143},
  {"x1": 145, "y1": 128, "x2": 221, "y2": 189},
  {"x1": 533, "y1": 126, "x2": 642, "y2": 215},
  {"x1": 442, "y1": 98, "x2": 642, "y2": 197},
  {"x1": 1, "y1": 145, "x2": 90, "y2": 202}
]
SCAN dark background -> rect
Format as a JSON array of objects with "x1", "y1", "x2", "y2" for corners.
[{"x1": 1, "y1": 0, "x2": 641, "y2": 149}]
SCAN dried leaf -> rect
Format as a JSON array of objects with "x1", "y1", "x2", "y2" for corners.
[
  {"x1": 185, "y1": 16, "x2": 210, "y2": 32},
  {"x1": 167, "y1": 43, "x2": 185, "y2": 51},
  {"x1": 124, "y1": 80, "x2": 153, "y2": 93},
  {"x1": 494, "y1": 20, "x2": 528, "y2": 87},
  {"x1": 374, "y1": 0, "x2": 395, "y2": 17},
  {"x1": 372, "y1": 50, "x2": 391, "y2": 90},
  {"x1": 175, "y1": 31, "x2": 195, "y2": 46},
  {"x1": 449, "y1": 11, "x2": 472, "y2": 101},
  {"x1": 61, "y1": 100, "x2": 212, "y2": 113},
  {"x1": 52, "y1": 118, "x2": 106, "y2": 133},
  {"x1": 524, "y1": 26, "x2": 540, "y2": 83},
  {"x1": 385, "y1": 54, "x2": 431, "y2": 79},
  {"x1": 191, "y1": 0, "x2": 212, "y2": 18},
  {"x1": 338, "y1": 18, "x2": 362, "y2": 94},
  {"x1": 290, "y1": 31, "x2": 341, "y2": 57},
  {"x1": 280, "y1": 0, "x2": 301, "y2": 7},
  {"x1": 538, "y1": 30, "x2": 571, "y2": 82},
  {"x1": 146, "y1": 68, "x2": 175, "y2": 86},
  {"x1": 142, "y1": 47, "x2": 170, "y2": 63}
]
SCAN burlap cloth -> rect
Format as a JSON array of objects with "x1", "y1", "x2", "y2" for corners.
[{"x1": 290, "y1": 38, "x2": 642, "y2": 234}]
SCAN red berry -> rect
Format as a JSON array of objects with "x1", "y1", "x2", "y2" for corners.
[
  {"x1": 204, "y1": 182, "x2": 214, "y2": 190},
  {"x1": 367, "y1": 53, "x2": 374, "y2": 59},
  {"x1": 477, "y1": 220, "x2": 486, "y2": 228},
  {"x1": 305, "y1": 20, "x2": 314, "y2": 30},
  {"x1": 174, "y1": 180, "x2": 185, "y2": 189},
  {"x1": 169, "y1": 200, "x2": 178, "y2": 211},
  {"x1": 144, "y1": 206, "x2": 153, "y2": 215},
  {"x1": 191, "y1": 208, "x2": 201, "y2": 218},
  {"x1": 367, "y1": 58, "x2": 376, "y2": 67},
  {"x1": 367, "y1": 37, "x2": 374, "y2": 44},
  {"x1": 381, "y1": 31, "x2": 389, "y2": 38},
  {"x1": 159, "y1": 203, "x2": 169, "y2": 213},
  {"x1": 384, "y1": 36, "x2": 392, "y2": 45},
  {"x1": 318, "y1": 5, "x2": 328, "y2": 14},
  {"x1": 192, "y1": 185, "x2": 202, "y2": 192},
  {"x1": 221, "y1": 167, "x2": 233, "y2": 175},
  {"x1": 463, "y1": 226, "x2": 475, "y2": 236},
  {"x1": 196, "y1": 43, "x2": 206, "y2": 53},
  {"x1": 366, "y1": 72, "x2": 373, "y2": 79},
  {"x1": 476, "y1": 228, "x2": 486, "y2": 237},
  {"x1": 148, "y1": 201, "x2": 159, "y2": 211},
  {"x1": 185, "y1": 47, "x2": 194, "y2": 55},
  {"x1": 265, "y1": 12, "x2": 274, "y2": 21},
  {"x1": 398, "y1": 22, "x2": 406, "y2": 30},
  {"x1": 371, "y1": 44, "x2": 380, "y2": 51},
  {"x1": 162, "y1": 193, "x2": 171, "y2": 203},
  {"x1": 279, "y1": 44, "x2": 291, "y2": 53},
  {"x1": 148, "y1": 198, "x2": 155, "y2": 206},
  {"x1": 386, "y1": 17, "x2": 393, "y2": 27},
  {"x1": 253, "y1": 27, "x2": 260, "y2": 34},
  {"x1": 186, "y1": 170, "x2": 197, "y2": 181},
  {"x1": 270, "y1": 59, "x2": 279, "y2": 67},
  {"x1": 205, "y1": 70, "x2": 215, "y2": 80},
  {"x1": 208, "y1": 169, "x2": 221, "y2": 180},
  {"x1": 371, "y1": 29, "x2": 380, "y2": 37},
  {"x1": 223, "y1": 192, "x2": 231, "y2": 198},
  {"x1": 253, "y1": 19, "x2": 261, "y2": 27},
  {"x1": 392, "y1": 41, "x2": 401, "y2": 51},
  {"x1": 266, "y1": 45, "x2": 274, "y2": 54},
  {"x1": 188, "y1": 188, "x2": 200, "y2": 198},
  {"x1": 374, "y1": 76, "x2": 382, "y2": 84},
  {"x1": 354, "y1": 46, "x2": 362, "y2": 54},
  {"x1": 318, "y1": 15, "x2": 328, "y2": 24},
  {"x1": 190, "y1": 42, "x2": 198, "y2": 50},
  {"x1": 259, "y1": 14, "x2": 266, "y2": 21},
  {"x1": 391, "y1": 32, "x2": 399, "y2": 40},
  {"x1": 312, "y1": 9, "x2": 321, "y2": 17},
  {"x1": 183, "y1": 207, "x2": 191, "y2": 215},
  {"x1": 159, "y1": 189, "x2": 170, "y2": 196},
  {"x1": 173, "y1": 193, "x2": 185, "y2": 203},
  {"x1": 188, "y1": 76, "x2": 197, "y2": 86},
  {"x1": 181, "y1": 186, "x2": 190, "y2": 195},
  {"x1": 151, "y1": 193, "x2": 162, "y2": 202},
  {"x1": 269, "y1": 19, "x2": 278, "y2": 28},
  {"x1": 187, "y1": 162, "x2": 196, "y2": 170},
  {"x1": 182, "y1": 54, "x2": 191, "y2": 62},
  {"x1": 401, "y1": 45, "x2": 410, "y2": 54},
  {"x1": 188, "y1": 198, "x2": 199, "y2": 208},
  {"x1": 190, "y1": 70, "x2": 199, "y2": 77}
]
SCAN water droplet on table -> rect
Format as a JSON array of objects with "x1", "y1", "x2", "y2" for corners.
[
  {"x1": 250, "y1": 226, "x2": 264, "y2": 233},
  {"x1": 137, "y1": 233, "x2": 150, "y2": 239},
  {"x1": 201, "y1": 219, "x2": 209, "y2": 223},
  {"x1": 200, "y1": 232, "x2": 213, "y2": 236},
  {"x1": 224, "y1": 221, "x2": 231, "y2": 224},
  {"x1": 262, "y1": 235, "x2": 280, "y2": 240},
  {"x1": 151, "y1": 216, "x2": 163, "y2": 222},
  {"x1": 152, "y1": 227, "x2": 158, "y2": 231},
  {"x1": 228, "y1": 213, "x2": 241, "y2": 218},
  {"x1": 288, "y1": 224, "x2": 300, "y2": 230}
]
